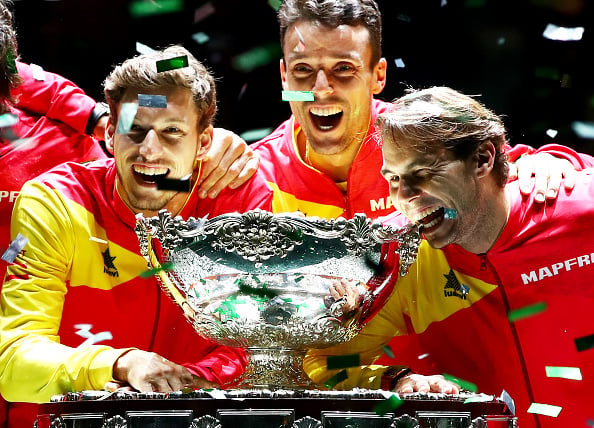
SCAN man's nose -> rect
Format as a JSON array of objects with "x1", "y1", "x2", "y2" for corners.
[
  {"x1": 312, "y1": 69, "x2": 332, "y2": 97},
  {"x1": 138, "y1": 129, "x2": 162, "y2": 158}
]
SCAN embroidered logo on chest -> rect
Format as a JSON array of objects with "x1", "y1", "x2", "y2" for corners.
[
  {"x1": 102, "y1": 248, "x2": 119, "y2": 277},
  {"x1": 443, "y1": 269, "x2": 469, "y2": 300}
]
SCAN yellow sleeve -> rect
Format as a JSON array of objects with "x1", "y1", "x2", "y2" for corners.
[
  {"x1": 0, "y1": 181, "x2": 131, "y2": 403},
  {"x1": 303, "y1": 285, "x2": 408, "y2": 389}
]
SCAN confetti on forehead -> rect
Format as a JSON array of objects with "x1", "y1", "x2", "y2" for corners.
[
  {"x1": 116, "y1": 103, "x2": 138, "y2": 135},
  {"x1": 527, "y1": 403, "x2": 562, "y2": 418},
  {"x1": 129, "y1": 0, "x2": 183, "y2": 18},
  {"x1": 30, "y1": 63, "x2": 45, "y2": 81},
  {"x1": 1, "y1": 233, "x2": 28, "y2": 263},
  {"x1": 138, "y1": 94, "x2": 167, "y2": 108},
  {"x1": 282, "y1": 90, "x2": 314, "y2": 102},
  {"x1": 136, "y1": 41, "x2": 155, "y2": 55},
  {"x1": 156, "y1": 55, "x2": 189, "y2": 73},
  {"x1": 507, "y1": 301, "x2": 547, "y2": 322},
  {"x1": 574, "y1": 333, "x2": 594, "y2": 352},
  {"x1": 543, "y1": 23, "x2": 584, "y2": 41},
  {"x1": 326, "y1": 354, "x2": 360, "y2": 370},
  {"x1": 293, "y1": 25, "x2": 306, "y2": 52},
  {"x1": 323, "y1": 369, "x2": 348, "y2": 389},
  {"x1": 545, "y1": 366, "x2": 582, "y2": 380}
]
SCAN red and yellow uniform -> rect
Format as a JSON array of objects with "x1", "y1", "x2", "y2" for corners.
[
  {"x1": 305, "y1": 171, "x2": 594, "y2": 428},
  {"x1": 0, "y1": 159, "x2": 272, "y2": 409}
]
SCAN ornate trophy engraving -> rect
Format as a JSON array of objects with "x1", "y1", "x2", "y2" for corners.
[{"x1": 135, "y1": 210, "x2": 420, "y2": 389}]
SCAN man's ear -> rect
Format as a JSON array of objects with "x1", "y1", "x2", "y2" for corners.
[
  {"x1": 280, "y1": 58, "x2": 289, "y2": 90},
  {"x1": 196, "y1": 125, "x2": 213, "y2": 160},
  {"x1": 475, "y1": 140, "x2": 496, "y2": 178},
  {"x1": 104, "y1": 117, "x2": 116, "y2": 155},
  {"x1": 372, "y1": 58, "x2": 388, "y2": 95}
]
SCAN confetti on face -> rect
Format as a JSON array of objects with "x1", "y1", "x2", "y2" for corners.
[
  {"x1": 116, "y1": 102, "x2": 138, "y2": 135},
  {"x1": 139, "y1": 261, "x2": 174, "y2": 278},
  {"x1": 239, "y1": 127, "x2": 273, "y2": 143},
  {"x1": 574, "y1": 334, "x2": 594, "y2": 352},
  {"x1": 30, "y1": 63, "x2": 45, "y2": 81},
  {"x1": 156, "y1": 56, "x2": 189, "y2": 73},
  {"x1": 138, "y1": 94, "x2": 167, "y2": 108},
  {"x1": 394, "y1": 58, "x2": 405, "y2": 68},
  {"x1": 527, "y1": 403, "x2": 562, "y2": 418},
  {"x1": 323, "y1": 369, "x2": 348, "y2": 389},
  {"x1": 443, "y1": 208, "x2": 457, "y2": 219},
  {"x1": 192, "y1": 32, "x2": 210, "y2": 45},
  {"x1": 542, "y1": 23, "x2": 584, "y2": 41},
  {"x1": 326, "y1": 354, "x2": 360, "y2": 370},
  {"x1": 545, "y1": 366, "x2": 582, "y2": 380},
  {"x1": 374, "y1": 395, "x2": 403, "y2": 416},
  {"x1": 1, "y1": 233, "x2": 28, "y2": 263},
  {"x1": 282, "y1": 90, "x2": 315, "y2": 102},
  {"x1": 293, "y1": 26, "x2": 306, "y2": 52},
  {"x1": 507, "y1": 301, "x2": 547, "y2": 322},
  {"x1": 194, "y1": 2, "x2": 215, "y2": 23},
  {"x1": 129, "y1": 0, "x2": 183, "y2": 17},
  {"x1": 89, "y1": 236, "x2": 108, "y2": 244},
  {"x1": 156, "y1": 175, "x2": 192, "y2": 192},
  {"x1": 382, "y1": 345, "x2": 395, "y2": 359},
  {"x1": 442, "y1": 373, "x2": 478, "y2": 392},
  {"x1": 136, "y1": 41, "x2": 155, "y2": 55}
]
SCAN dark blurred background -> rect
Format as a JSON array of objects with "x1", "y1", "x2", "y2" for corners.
[{"x1": 11, "y1": 0, "x2": 594, "y2": 153}]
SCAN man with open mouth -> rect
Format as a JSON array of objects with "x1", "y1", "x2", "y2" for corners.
[{"x1": 305, "y1": 86, "x2": 594, "y2": 428}]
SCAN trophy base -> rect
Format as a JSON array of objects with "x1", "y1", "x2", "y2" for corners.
[{"x1": 232, "y1": 348, "x2": 318, "y2": 390}]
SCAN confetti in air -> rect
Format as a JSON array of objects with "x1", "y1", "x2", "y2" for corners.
[
  {"x1": 574, "y1": 334, "x2": 594, "y2": 352},
  {"x1": 156, "y1": 55, "x2": 189, "y2": 73},
  {"x1": 139, "y1": 261, "x2": 174, "y2": 278},
  {"x1": 323, "y1": 369, "x2": 348, "y2": 389},
  {"x1": 1, "y1": 233, "x2": 28, "y2": 263},
  {"x1": 232, "y1": 43, "x2": 282, "y2": 73},
  {"x1": 240, "y1": 128, "x2": 273, "y2": 143},
  {"x1": 138, "y1": 94, "x2": 167, "y2": 108},
  {"x1": 442, "y1": 373, "x2": 478, "y2": 392},
  {"x1": 30, "y1": 63, "x2": 45, "y2": 81},
  {"x1": 546, "y1": 129, "x2": 558, "y2": 138},
  {"x1": 571, "y1": 122, "x2": 594, "y2": 140},
  {"x1": 382, "y1": 345, "x2": 395, "y2": 358},
  {"x1": 443, "y1": 208, "x2": 457, "y2": 219},
  {"x1": 527, "y1": 403, "x2": 562, "y2": 418},
  {"x1": 268, "y1": 0, "x2": 282, "y2": 11},
  {"x1": 194, "y1": 2, "x2": 216, "y2": 23},
  {"x1": 394, "y1": 58, "x2": 405, "y2": 68},
  {"x1": 0, "y1": 113, "x2": 18, "y2": 128},
  {"x1": 507, "y1": 301, "x2": 547, "y2": 322},
  {"x1": 115, "y1": 103, "x2": 138, "y2": 135},
  {"x1": 282, "y1": 91, "x2": 315, "y2": 102},
  {"x1": 136, "y1": 42, "x2": 155, "y2": 55},
  {"x1": 374, "y1": 395, "x2": 403, "y2": 415},
  {"x1": 129, "y1": 0, "x2": 183, "y2": 17},
  {"x1": 192, "y1": 32, "x2": 210, "y2": 45},
  {"x1": 545, "y1": 366, "x2": 582, "y2": 380},
  {"x1": 542, "y1": 23, "x2": 584, "y2": 41},
  {"x1": 327, "y1": 354, "x2": 360, "y2": 370}
]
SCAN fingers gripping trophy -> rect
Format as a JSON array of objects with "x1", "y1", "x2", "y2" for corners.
[{"x1": 135, "y1": 209, "x2": 420, "y2": 389}]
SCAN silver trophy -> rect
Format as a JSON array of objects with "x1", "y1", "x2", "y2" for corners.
[{"x1": 135, "y1": 210, "x2": 420, "y2": 389}]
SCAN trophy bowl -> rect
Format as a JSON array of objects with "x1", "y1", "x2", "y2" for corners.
[{"x1": 135, "y1": 210, "x2": 420, "y2": 389}]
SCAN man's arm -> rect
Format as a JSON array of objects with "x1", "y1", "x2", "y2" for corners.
[
  {"x1": 506, "y1": 143, "x2": 594, "y2": 202},
  {"x1": 12, "y1": 61, "x2": 107, "y2": 137}
]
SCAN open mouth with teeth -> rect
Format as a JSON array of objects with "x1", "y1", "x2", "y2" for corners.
[
  {"x1": 133, "y1": 165, "x2": 170, "y2": 185},
  {"x1": 414, "y1": 207, "x2": 447, "y2": 234},
  {"x1": 309, "y1": 106, "x2": 343, "y2": 131}
]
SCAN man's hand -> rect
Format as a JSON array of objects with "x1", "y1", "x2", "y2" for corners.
[
  {"x1": 395, "y1": 373, "x2": 460, "y2": 394},
  {"x1": 325, "y1": 278, "x2": 366, "y2": 316},
  {"x1": 509, "y1": 153, "x2": 576, "y2": 203},
  {"x1": 198, "y1": 128, "x2": 260, "y2": 199},
  {"x1": 111, "y1": 350, "x2": 218, "y2": 393}
]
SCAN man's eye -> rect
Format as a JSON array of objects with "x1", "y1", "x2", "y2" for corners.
[
  {"x1": 390, "y1": 176, "x2": 400, "y2": 183},
  {"x1": 164, "y1": 127, "x2": 181, "y2": 133}
]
